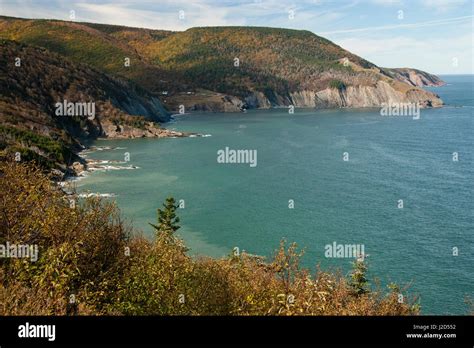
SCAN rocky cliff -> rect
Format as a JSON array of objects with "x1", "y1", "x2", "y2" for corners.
[
  {"x1": 165, "y1": 71, "x2": 444, "y2": 112},
  {"x1": 0, "y1": 18, "x2": 444, "y2": 114},
  {"x1": 382, "y1": 68, "x2": 446, "y2": 87},
  {"x1": 0, "y1": 18, "x2": 446, "y2": 175},
  {"x1": 0, "y1": 39, "x2": 172, "y2": 176}
]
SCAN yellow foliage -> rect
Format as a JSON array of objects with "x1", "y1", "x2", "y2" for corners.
[{"x1": 0, "y1": 160, "x2": 420, "y2": 316}]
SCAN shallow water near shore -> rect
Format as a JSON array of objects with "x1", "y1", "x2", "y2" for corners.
[{"x1": 78, "y1": 75, "x2": 473, "y2": 314}]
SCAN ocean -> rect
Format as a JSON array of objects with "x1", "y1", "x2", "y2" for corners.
[{"x1": 77, "y1": 75, "x2": 473, "y2": 314}]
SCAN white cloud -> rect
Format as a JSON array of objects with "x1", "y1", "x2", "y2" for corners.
[
  {"x1": 334, "y1": 32, "x2": 473, "y2": 74},
  {"x1": 0, "y1": 0, "x2": 353, "y2": 31},
  {"x1": 0, "y1": 0, "x2": 247, "y2": 30},
  {"x1": 0, "y1": 0, "x2": 471, "y2": 74},
  {"x1": 367, "y1": 0, "x2": 404, "y2": 6},
  {"x1": 421, "y1": 0, "x2": 467, "y2": 12},
  {"x1": 319, "y1": 15, "x2": 473, "y2": 35},
  {"x1": 75, "y1": 2, "x2": 243, "y2": 30}
]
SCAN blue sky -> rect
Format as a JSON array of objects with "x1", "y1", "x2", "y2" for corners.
[{"x1": 0, "y1": 0, "x2": 472, "y2": 74}]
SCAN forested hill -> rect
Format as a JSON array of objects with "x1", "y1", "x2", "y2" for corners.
[
  {"x1": 0, "y1": 16, "x2": 443, "y2": 113},
  {"x1": 0, "y1": 39, "x2": 170, "y2": 175}
]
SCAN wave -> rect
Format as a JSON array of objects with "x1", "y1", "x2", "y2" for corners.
[
  {"x1": 58, "y1": 172, "x2": 90, "y2": 186},
  {"x1": 189, "y1": 133, "x2": 212, "y2": 138},
  {"x1": 170, "y1": 113, "x2": 190, "y2": 117},
  {"x1": 89, "y1": 165, "x2": 140, "y2": 171},
  {"x1": 87, "y1": 159, "x2": 127, "y2": 165},
  {"x1": 83, "y1": 146, "x2": 127, "y2": 152},
  {"x1": 78, "y1": 192, "x2": 117, "y2": 198}
]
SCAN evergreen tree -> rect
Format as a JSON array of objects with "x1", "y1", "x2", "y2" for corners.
[
  {"x1": 150, "y1": 197, "x2": 180, "y2": 237},
  {"x1": 350, "y1": 257, "x2": 369, "y2": 296},
  {"x1": 150, "y1": 197, "x2": 188, "y2": 252}
]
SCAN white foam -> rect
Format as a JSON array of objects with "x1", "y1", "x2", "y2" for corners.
[
  {"x1": 89, "y1": 165, "x2": 140, "y2": 171},
  {"x1": 78, "y1": 192, "x2": 117, "y2": 198}
]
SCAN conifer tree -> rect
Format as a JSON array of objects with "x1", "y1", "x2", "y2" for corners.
[
  {"x1": 150, "y1": 197, "x2": 188, "y2": 253},
  {"x1": 150, "y1": 197, "x2": 180, "y2": 237},
  {"x1": 350, "y1": 257, "x2": 369, "y2": 296}
]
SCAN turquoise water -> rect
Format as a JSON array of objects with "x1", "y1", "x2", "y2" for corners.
[{"x1": 78, "y1": 75, "x2": 473, "y2": 314}]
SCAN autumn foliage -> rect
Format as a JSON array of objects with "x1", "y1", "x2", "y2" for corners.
[{"x1": 0, "y1": 160, "x2": 419, "y2": 315}]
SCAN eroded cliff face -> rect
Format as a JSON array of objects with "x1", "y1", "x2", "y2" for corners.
[
  {"x1": 100, "y1": 120, "x2": 187, "y2": 139},
  {"x1": 382, "y1": 68, "x2": 446, "y2": 87},
  {"x1": 293, "y1": 81, "x2": 443, "y2": 108},
  {"x1": 239, "y1": 81, "x2": 443, "y2": 110},
  {"x1": 173, "y1": 71, "x2": 444, "y2": 112},
  {"x1": 111, "y1": 95, "x2": 170, "y2": 123}
]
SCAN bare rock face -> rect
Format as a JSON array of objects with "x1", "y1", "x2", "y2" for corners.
[
  {"x1": 174, "y1": 70, "x2": 443, "y2": 112},
  {"x1": 244, "y1": 92, "x2": 272, "y2": 109},
  {"x1": 71, "y1": 161, "x2": 86, "y2": 174},
  {"x1": 311, "y1": 81, "x2": 443, "y2": 108},
  {"x1": 405, "y1": 88, "x2": 444, "y2": 107},
  {"x1": 288, "y1": 90, "x2": 318, "y2": 107},
  {"x1": 382, "y1": 68, "x2": 446, "y2": 87},
  {"x1": 242, "y1": 80, "x2": 443, "y2": 110},
  {"x1": 101, "y1": 120, "x2": 186, "y2": 139}
]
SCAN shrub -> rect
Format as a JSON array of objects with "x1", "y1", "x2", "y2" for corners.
[
  {"x1": 329, "y1": 79, "x2": 346, "y2": 91},
  {"x1": 0, "y1": 160, "x2": 420, "y2": 316}
]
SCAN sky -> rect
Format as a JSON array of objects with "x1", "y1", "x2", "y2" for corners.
[{"x1": 0, "y1": 0, "x2": 472, "y2": 74}]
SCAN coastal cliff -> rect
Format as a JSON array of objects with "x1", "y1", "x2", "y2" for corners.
[
  {"x1": 0, "y1": 40, "x2": 173, "y2": 176},
  {"x1": 382, "y1": 68, "x2": 446, "y2": 87},
  {"x1": 0, "y1": 18, "x2": 444, "y2": 114},
  {"x1": 0, "y1": 17, "x2": 445, "y2": 175},
  {"x1": 165, "y1": 75, "x2": 443, "y2": 112}
]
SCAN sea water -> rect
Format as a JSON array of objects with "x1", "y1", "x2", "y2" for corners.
[{"x1": 78, "y1": 75, "x2": 473, "y2": 314}]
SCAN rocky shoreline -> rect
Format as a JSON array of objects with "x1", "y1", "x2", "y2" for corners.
[
  {"x1": 64, "y1": 125, "x2": 205, "y2": 180},
  {"x1": 163, "y1": 68, "x2": 445, "y2": 114},
  {"x1": 100, "y1": 119, "x2": 192, "y2": 139}
]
